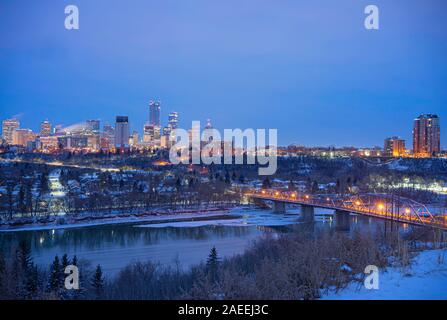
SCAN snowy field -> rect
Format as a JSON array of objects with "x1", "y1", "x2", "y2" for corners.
[{"x1": 322, "y1": 249, "x2": 447, "y2": 300}]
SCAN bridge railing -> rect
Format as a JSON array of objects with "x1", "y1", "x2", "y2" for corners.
[{"x1": 247, "y1": 189, "x2": 447, "y2": 229}]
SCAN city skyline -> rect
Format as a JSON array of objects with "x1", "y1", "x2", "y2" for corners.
[
  {"x1": 0, "y1": 109, "x2": 443, "y2": 151},
  {"x1": 1, "y1": 0, "x2": 446, "y2": 147}
]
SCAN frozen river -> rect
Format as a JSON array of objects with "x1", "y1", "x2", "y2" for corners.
[{"x1": 0, "y1": 207, "x2": 385, "y2": 276}]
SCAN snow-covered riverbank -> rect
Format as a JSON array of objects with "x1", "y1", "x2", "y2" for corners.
[
  {"x1": 322, "y1": 249, "x2": 447, "y2": 300},
  {"x1": 0, "y1": 209, "x2": 234, "y2": 232}
]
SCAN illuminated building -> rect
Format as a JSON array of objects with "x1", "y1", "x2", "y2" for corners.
[
  {"x1": 59, "y1": 136, "x2": 88, "y2": 149},
  {"x1": 2, "y1": 118, "x2": 20, "y2": 145},
  {"x1": 38, "y1": 136, "x2": 59, "y2": 152},
  {"x1": 115, "y1": 116, "x2": 130, "y2": 150},
  {"x1": 384, "y1": 137, "x2": 406, "y2": 157},
  {"x1": 153, "y1": 126, "x2": 161, "y2": 140},
  {"x1": 54, "y1": 124, "x2": 64, "y2": 135},
  {"x1": 149, "y1": 101, "x2": 161, "y2": 126},
  {"x1": 143, "y1": 124, "x2": 154, "y2": 143},
  {"x1": 168, "y1": 112, "x2": 178, "y2": 129},
  {"x1": 167, "y1": 111, "x2": 179, "y2": 142},
  {"x1": 130, "y1": 131, "x2": 139, "y2": 147},
  {"x1": 13, "y1": 129, "x2": 36, "y2": 147},
  {"x1": 102, "y1": 123, "x2": 115, "y2": 150},
  {"x1": 413, "y1": 114, "x2": 441, "y2": 157},
  {"x1": 160, "y1": 135, "x2": 169, "y2": 148},
  {"x1": 86, "y1": 120, "x2": 100, "y2": 134},
  {"x1": 40, "y1": 120, "x2": 52, "y2": 136}
]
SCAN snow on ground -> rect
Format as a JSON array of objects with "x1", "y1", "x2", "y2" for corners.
[
  {"x1": 0, "y1": 212, "x2": 231, "y2": 232},
  {"x1": 137, "y1": 207, "x2": 333, "y2": 229},
  {"x1": 322, "y1": 249, "x2": 447, "y2": 300}
]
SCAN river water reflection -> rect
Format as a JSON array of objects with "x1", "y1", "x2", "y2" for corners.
[{"x1": 0, "y1": 207, "x2": 386, "y2": 276}]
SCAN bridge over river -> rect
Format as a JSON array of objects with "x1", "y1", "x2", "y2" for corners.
[{"x1": 247, "y1": 189, "x2": 447, "y2": 231}]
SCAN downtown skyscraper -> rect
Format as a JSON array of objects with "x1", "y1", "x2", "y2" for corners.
[
  {"x1": 149, "y1": 101, "x2": 161, "y2": 126},
  {"x1": 115, "y1": 116, "x2": 130, "y2": 150},
  {"x1": 2, "y1": 118, "x2": 20, "y2": 145}
]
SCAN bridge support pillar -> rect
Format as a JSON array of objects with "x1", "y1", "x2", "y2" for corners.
[
  {"x1": 301, "y1": 205, "x2": 315, "y2": 222},
  {"x1": 272, "y1": 201, "x2": 286, "y2": 214},
  {"x1": 335, "y1": 210, "x2": 350, "y2": 232}
]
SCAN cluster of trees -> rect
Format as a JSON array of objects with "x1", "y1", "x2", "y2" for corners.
[
  {"x1": 1, "y1": 225, "x2": 443, "y2": 300},
  {"x1": 0, "y1": 242, "x2": 104, "y2": 300},
  {"x1": 0, "y1": 164, "x2": 50, "y2": 220}
]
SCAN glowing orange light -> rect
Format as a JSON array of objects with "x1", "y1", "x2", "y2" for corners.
[
  {"x1": 275, "y1": 192, "x2": 279, "y2": 196},
  {"x1": 291, "y1": 193, "x2": 296, "y2": 198},
  {"x1": 405, "y1": 208, "x2": 411, "y2": 214},
  {"x1": 305, "y1": 195, "x2": 310, "y2": 199},
  {"x1": 377, "y1": 203, "x2": 385, "y2": 210},
  {"x1": 261, "y1": 190, "x2": 266, "y2": 194},
  {"x1": 355, "y1": 201, "x2": 361, "y2": 206}
]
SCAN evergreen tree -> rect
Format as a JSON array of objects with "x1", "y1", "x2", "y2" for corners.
[
  {"x1": 40, "y1": 173, "x2": 49, "y2": 193},
  {"x1": 206, "y1": 246, "x2": 221, "y2": 283},
  {"x1": 25, "y1": 183, "x2": 33, "y2": 214},
  {"x1": 72, "y1": 255, "x2": 78, "y2": 266},
  {"x1": 47, "y1": 255, "x2": 62, "y2": 294},
  {"x1": 261, "y1": 177, "x2": 271, "y2": 189},
  {"x1": 18, "y1": 185, "x2": 25, "y2": 212},
  {"x1": 15, "y1": 242, "x2": 36, "y2": 299},
  {"x1": 91, "y1": 265, "x2": 104, "y2": 299},
  {"x1": 17, "y1": 241, "x2": 32, "y2": 272},
  {"x1": 0, "y1": 252, "x2": 6, "y2": 297},
  {"x1": 224, "y1": 171, "x2": 231, "y2": 184},
  {"x1": 25, "y1": 264, "x2": 39, "y2": 299},
  {"x1": 61, "y1": 254, "x2": 70, "y2": 272}
]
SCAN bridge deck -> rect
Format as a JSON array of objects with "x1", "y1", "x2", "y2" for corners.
[{"x1": 248, "y1": 191, "x2": 447, "y2": 231}]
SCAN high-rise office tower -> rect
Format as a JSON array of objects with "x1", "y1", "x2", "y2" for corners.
[
  {"x1": 413, "y1": 114, "x2": 441, "y2": 157},
  {"x1": 384, "y1": 137, "x2": 406, "y2": 157},
  {"x1": 101, "y1": 123, "x2": 115, "y2": 150},
  {"x1": 149, "y1": 101, "x2": 161, "y2": 126},
  {"x1": 86, "y1": 120, "x2": 100, "y2": 134},
  {"x1": 115, "y1": 116, "x2": 130, "y2": 150},
  {"x1": 143, "y1": 124, "x2": 154, "y2": 143},
  {"x1": 13, "y1": 129, "x2": 36, "y2": 147},
  {"x1": 40, "y1": 120, "x2": 52, "y2": 136},
  {"x1": 168, "y1": 112, "x2": 178, "y2": 129},
  {"x1": 2, "y1": 118, "x2": 20, "y2": 145},
  {"x1": 85, "y1": 120, "x2": 100, "y2": 150}
]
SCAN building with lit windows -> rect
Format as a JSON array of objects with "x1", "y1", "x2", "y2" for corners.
[
  {"x1": 384, "y1": 137, "x2": 406, "y2": 157},
  {"x1": 40, "y1": 120, "x2": 52, "y2": 136},
  {"x1": 413, "y1": 114, "x2": 441, "y2": 157},
  {"x1": 2, "y1": 118, "x2": 20, "y2": 145},
  {"x1": 115, "y1": 116, "x2": 130, "y2": 150},
  {"x1": 149, "y1": 101, "x2": 161, "y2": 126},
  {"x1": 13, "y1": 129, "x2": 36, "y2": 147}
]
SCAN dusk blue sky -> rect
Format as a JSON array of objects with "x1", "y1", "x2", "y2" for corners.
[{"x1": 1, "y1": 0, "x2": 446, "y2": 147}]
